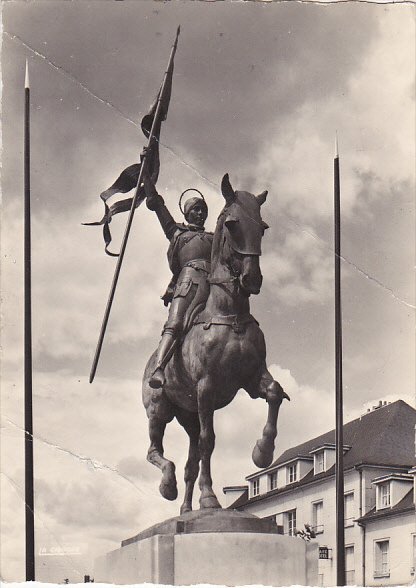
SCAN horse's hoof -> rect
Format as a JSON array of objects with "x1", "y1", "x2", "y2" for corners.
[
  {"x1": 200, "y1": 495, "x2": 222, "y2": 509},
  {"x1": 160, "y1": 463, "x2": 178, "y2": 501},
  {"x1": 160, "y1": 479, "x2": 178, "y2": 501},
  {"x1": 180, "y1": 503, "x2": 192, "y2": 515},
  {"x1": 252, "y1": 439, "x2": 273, "y2": 469}
]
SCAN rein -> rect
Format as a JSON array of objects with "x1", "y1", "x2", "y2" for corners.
[
  {"x1": 207, "y1": 263, "x2": 241, "y2": 296},
  {"x1": 208, "y1": 219, "x2": 241, "y2": 289},
  {"x1": 207, "y1": 275, "x2": 238, "y2": 285}
]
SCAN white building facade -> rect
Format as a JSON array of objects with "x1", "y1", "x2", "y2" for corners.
[{"x1": 224, "y1": 400, "x2": 416, "y2": 587}]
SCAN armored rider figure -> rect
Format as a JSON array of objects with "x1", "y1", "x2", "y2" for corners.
[{"x1": 144, "y1": 175, "x2": 213, "y2": 390}]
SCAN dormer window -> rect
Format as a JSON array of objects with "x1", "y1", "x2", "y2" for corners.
[
  {"x1": 373, "y1": 473, "x2": 412, "y2": 510},
  {"x1": 379, "y1": 482, "x2": 391, "y2": 508},
  {"x1": 315, "y1": 451, "x2": 325, "y2": 474},
  {"x1": 287, "y1": 463, "x2": 297, "y2": 483},
  {"x1": 269, "y1": 471, "x2": 278, "y2": 491},
  {"x1": 253, "y1": 478, "x2": 260, "y2": 497},
  {"x1": 310, "y1": 443, "x2": 350, "y2": 475}
]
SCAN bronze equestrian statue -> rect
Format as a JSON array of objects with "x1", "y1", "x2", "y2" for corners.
[{"x1": 142, "y1": 173, "x2": 289, "y2": 513}]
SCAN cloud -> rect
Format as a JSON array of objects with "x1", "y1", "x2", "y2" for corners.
[
  {"x1": 255, "y1": 9, "x2": 414, "y2": 223},
  {"x1": 268, "y1": 364, "x2": 336, "y2": 444},
  {"x1": 261, "y1": 228, "x2": 334, "y2": 306},
  {"x1": 116, "y1": 455, "x2": 146, "y2": 480},
  {"x1": 36, "y1": 479, "x2": 141, "y2": 532}
]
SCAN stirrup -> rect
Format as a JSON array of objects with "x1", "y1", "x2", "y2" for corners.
[{"x1": 149, "y1": 367, "x2": 166, "y2": 389}]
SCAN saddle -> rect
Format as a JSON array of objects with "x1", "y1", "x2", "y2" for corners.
[
  {"x1": 181, "y1": 273, "x2": 210, "y2": 335},
  {"x1": 182, "y1": 279, "x2": 258, "y2": 339}
]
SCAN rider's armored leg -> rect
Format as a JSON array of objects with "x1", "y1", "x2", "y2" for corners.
[
  {"x1": 149, "y1": 293, "x2": 189, "y2": 389},
  {"x1": 149, "y1": 328, "x2": 178, "y2": 389}
]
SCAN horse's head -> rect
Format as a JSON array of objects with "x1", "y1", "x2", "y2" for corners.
[{"x1": 215, "y1": 173, "x2": 269, "y2": 296}]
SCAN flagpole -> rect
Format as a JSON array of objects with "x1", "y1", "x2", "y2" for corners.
[
  {"x1": 24, "y1": 59, "x2": 35, "y2": 581},
  {"x1": 334, "y1": 133, "x2": 345, "y2": 586},
  {"x1": 89, "y1": 26, "x2": 180, "y2": 384}
]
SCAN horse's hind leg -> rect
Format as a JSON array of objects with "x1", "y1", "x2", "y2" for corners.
[
  {"x1": 145, "y1": 393, "x2": 178, "y2": 501},
  {"x1": 176, "y1": 409, "x2": 200, "y2": 514},
  {"x1": 247, "y1": 366, "x2": 290, "y2": 469},
  {"x1": 197, "y1": 378, "x2": 221, "y2": 510}
]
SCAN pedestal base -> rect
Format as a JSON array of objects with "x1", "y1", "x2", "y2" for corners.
[{"x1": 95, "y1": 509, "x2": 318, "y2": 586}]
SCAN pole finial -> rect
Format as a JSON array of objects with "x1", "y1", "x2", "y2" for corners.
[
  {"x1": 25, "y1": 59, "x2": 30, "y2": 89},
  {"x1": 335, "y1": 131, "x2": 339, "y2": 158}
]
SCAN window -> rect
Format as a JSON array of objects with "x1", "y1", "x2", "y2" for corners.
[
  {"x1": 345, "y1": 545, "x2": 355, "y2": 585},
  {"x1": 379, "y1": 482, "x2": 391, "y2": 508},
  {"x1": 287, "y1": 463, "x2": 297, "y2": 484},
  {"x1": 374, "y1": 540, "x2": 390, "y2": 577},
  {"x1": 253, "y1": 478, "x2": 260, "y2": 496},
  {"x1": 312, "y1": 500, "x2": 324, "y2": 533},
  {"x1": 269, "y1": 471, "x2": 278, "y2": 491},
  {"x1": 344, "y1": 492, "x2": 354, "y2": 526},
  {"x1": 315, "y1": 451, "x2": 325, "y2": 474},
  {"x1": 284, "y1": 509, "x2": 296, "y2": 536}
]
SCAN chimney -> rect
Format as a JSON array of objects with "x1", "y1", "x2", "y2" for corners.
[{"x1": 362, "y1": 400, "x2": 391, "y2": 417}]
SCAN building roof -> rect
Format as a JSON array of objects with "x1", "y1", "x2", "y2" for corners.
[
  {"x1": 372, "y1": 472, "x2": 414, "y2": 485},
  {"x1": 229, "y1": 400, "x2": 415, "y2": 509},
  {"x1": 270, "y1": 400, "x2": 415, "y2": 471},
  {"x1": 357, "y1": 489, "x2": 414, "y2": 524},
  {"x1": 222, "y1": 485, "x2": 247, "y2": 493},
  {"x1": 229, "y1": 487, "x2": 249, "y2": 509}
]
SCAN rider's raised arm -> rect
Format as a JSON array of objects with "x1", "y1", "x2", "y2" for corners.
[{"x1": 144, "y1": 175, "x2": 177, "y2": 241}]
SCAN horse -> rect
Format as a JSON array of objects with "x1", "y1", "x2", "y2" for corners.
[{"x1": 142, "y1": 173, "x2": 289, "y2": 514}]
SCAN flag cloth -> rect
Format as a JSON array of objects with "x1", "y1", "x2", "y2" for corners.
[{"x1": 83, "y1": 44, "x2": 176, "y2": 256}]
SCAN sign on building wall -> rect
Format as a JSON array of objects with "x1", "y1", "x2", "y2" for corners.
[{"x1": 319, "y1": 546, "x2": 331, "y2": 560}]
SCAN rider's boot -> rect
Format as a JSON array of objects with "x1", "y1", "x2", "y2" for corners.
[{"x1": 149, "y1": 331, "x2": 177, "y2": 389}]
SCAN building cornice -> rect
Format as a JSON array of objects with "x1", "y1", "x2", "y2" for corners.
[
  {"x1": 372, "y1": 473, "x2": 413, "y2": 485},
  {"x1": 354, "y1": 463, "x2": 411, "y2": 472},
  {"x1": 241, "y1": 466, "x2": 359, "y2": 507},
  {"x1": 223, "y1": 485, "x2": 247, "y2": 493},
  {"x1": 357, "y1": 505, "x2": 414, "y2": 525},
  {"x1": 309, "y1": 443, "x2": 351, "y2": 455},
  {"x1": 245, "y1": 456, "x2": 313, "y2": 480},
  {"x1": 238, "y1": 463, "x2": 412, "y2": 509}
]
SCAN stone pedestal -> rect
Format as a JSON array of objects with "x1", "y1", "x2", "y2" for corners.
[{"x1": 95, "y1": 509, "x2": 318, "y2": 586}]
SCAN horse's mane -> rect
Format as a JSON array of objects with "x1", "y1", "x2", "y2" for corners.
[{"x1": 210, "y1": 205, "x2": 228, "y2": 276}]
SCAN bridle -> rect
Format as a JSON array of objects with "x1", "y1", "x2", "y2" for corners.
[{"x1": 207, "y1": 205, "x2": 260, "y2": 295}]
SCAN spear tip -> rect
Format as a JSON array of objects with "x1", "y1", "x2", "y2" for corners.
[
  {"x1": 172, "y1": 26, "x2": 181, "y2": 52},
  {"x1": 335, "y1": 131, "x2": 339, "y2": 158},
  {"x1": 25, "y1": 59, "x2": 30, "y2": 89}
]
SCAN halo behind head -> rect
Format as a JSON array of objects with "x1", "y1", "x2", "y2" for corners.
[{"x1": 179, "y1": 188, "x2": 206, "y2": 216}]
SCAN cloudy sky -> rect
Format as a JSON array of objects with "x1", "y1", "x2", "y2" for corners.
[{"x1": 1, "y1": 1, "x2": 415, "y2": 582}]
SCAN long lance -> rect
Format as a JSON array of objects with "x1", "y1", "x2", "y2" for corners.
[
  {"x1": 89, "y1": 27, "x2": 180, "y2": 384},
  {"x1": 24, "y1": 59, "x2": 35, "y2": 581},
  {"x1": 334, "y1": 133, "x2": 346, "y2": 586}
]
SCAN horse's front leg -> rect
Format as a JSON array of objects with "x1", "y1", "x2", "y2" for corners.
[
  {"x1": 176, "y1": 409, "x2": 200, "y2": 514},
  {"x1": 247, "y1": 366, "x2": 290, "y2": 469},
  {"x1": 144, "y1": 389, "x2": 178, "y2": 501},
  {"x1": 197, "y1": 378, "x2": 221, "y2": 509}
]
